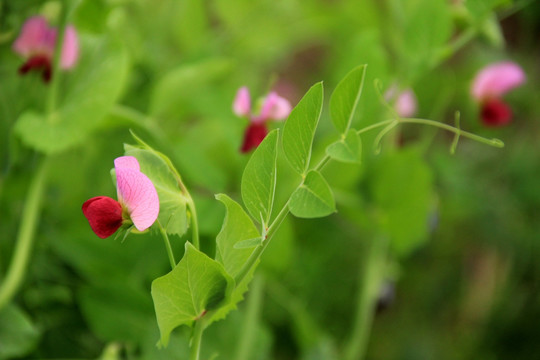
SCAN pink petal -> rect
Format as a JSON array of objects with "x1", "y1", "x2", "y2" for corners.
[
  {"x1": 233, "y1": 86, "x2": 251, "y2": 117},
  {"x1": 471, "y1": 61, "x2": 526, "y2": 101},
  {"x1": 115, "y1": 157, "x2": 159, "y2": 231},
  {"x1": 385, "y1": 85, "x2": 417, "y2": 118},
  {"x1": 60, "y1": 25, "x2": 79, "y2": 69},
  {"x1": 257, "y1": 92, "x2": 292, "y2": 122},
  {"x1": 395, "y1": 89, "x2": 417, "y2": 118},
  {"x1": 114, "y1": 156, "x2": 140, "y2": 171},
  {"x1": 13, "y1": 16, "x2": 55, "y2": 58}
]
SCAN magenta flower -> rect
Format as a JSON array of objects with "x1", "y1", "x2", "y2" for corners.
[
  {"x1": 13, "y1": 16, "x2": 79, "y2": 83},
  {"x1": 82, "y1": 156, "x2": 159, "y2": 239},
  {"x1": 233, "y1": 87, "x2": 292, "y2": 153},
  {"x1": 385, "y1": 85, "x2": 417, "y2": 118},
  {"x1": 471, "y1": 61, "x2": 525, "y2": 126}
]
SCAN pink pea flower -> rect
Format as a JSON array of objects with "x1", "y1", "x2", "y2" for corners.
[
  {"x1": 233, "y1": 87, "x2": 292, "y2": 153},
  {"x1": 13, "y1": 16, "x2": 79, "y2": 83},
  {"x1": 385, "y1": 85, "x2": 417, "y2": 118},
  {"x1": 471, "y1": 61, "x2": 525, "y2": 126},
  {"x1": 82, "y1": 156, "x2": 159, "y2": 239}
]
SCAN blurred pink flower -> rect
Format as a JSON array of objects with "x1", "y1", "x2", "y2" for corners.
[
  {"x1": 471, "y1": 61, "x2": 525, "y2": 126},
  {"x1": 385, "y1": 85, "x2": 417, "y2": 118},
  {"x1": 13, "y1": 16, "x2": 79, "y2": 83},
  {"x1": 82, "y1": 156, "x2": 159, "y2": 239},
  {"x1": 233, "y1": 87, "x2": 292, "y2": 152}
]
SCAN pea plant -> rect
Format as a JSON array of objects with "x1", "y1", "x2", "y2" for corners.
[{"x1": 79, "y1": 66, "x2": 503, "y2": 359}]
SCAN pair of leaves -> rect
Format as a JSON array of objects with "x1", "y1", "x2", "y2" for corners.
[{"x1": 124, "y1": 134, "x2": 189, "y2": 237}]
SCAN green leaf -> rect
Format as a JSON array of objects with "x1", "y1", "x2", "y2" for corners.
[
  {"x1": 241, "y1": 129, "x2": 279, "y2": 225},
  {"x1": 370, "y1": 147, "x2": 434, "y2": 256},
  {"x1": 14, "y1": 36, "x2": 129, "y2": 154},
  {"x1": 234, "y1": 237, "x2": 262, "y2": 249},
  {"x1": 124, "y1": 143, "x2": 189, "y2": 236},
  {"x1": 289, "y1": 170, "x2": 336, "y2": 218},
  {"x1": 0, "y1": 305, "x2": 40, "y2": 359},
  {"x1": 282, "y1": 82, "x2": 324, "y2": 175},
  {"x1": 325, "y1": 129, "x2": 362, "y2": 164},
  {"x1": 151, "y1": 242, "x2": 234, "y2": 347},
  {"x1": 215, "y1": 194, "x2": 260, "y2": 276},
  {"x1": 329, "y1": 65, "x2": 367, "y2": 133}
]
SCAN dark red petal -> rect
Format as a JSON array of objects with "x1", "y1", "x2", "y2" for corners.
[
  {"x1": 240, "y1": 122, "x2": 268, "y2": 153},
  {"x1": 82, "y1": 196, "x2": 123, "y2": 239},
  {"x1": 480, "y1": 98, "x2": 512, "y2": 127},
  {"x1": 17, "y1": 55, "x2": 52, "y2": 83}
]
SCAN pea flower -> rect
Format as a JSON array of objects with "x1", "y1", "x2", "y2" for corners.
[
  {"x1": 471, "y1": 61, "x2": 525, "y2": 126},
  {"x1": 12, "y1": 16, "x2": 79, "y2": 83},
  {"x1": 82, "y1": 156, "x2": 159, "y2": 239},
  {"x1": 385, "y1": 85, "x2": 417, "y2": 118},
  {"x1": 233, "y1": 86, "x2": 292, "y2": 153}
]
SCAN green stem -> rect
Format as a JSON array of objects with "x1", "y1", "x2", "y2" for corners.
[
  {"x1": 234, "y1": 274, "x2": 265, "y2": 360},
  {"x1": 157, "y1": 220, "x2": 176, "y2": 270},
  {"x1": 187, "y1": 198, "x2": 200, "y2": 250},
  {"x1": 0, "y1": 158, "x2": 49, "y2": 311},
  {"x1": 46, "y1": 2, "x2": 68, "y2": 119},
  {"x1": 189, "y1": 318, "x2": 205, "y2": 360},
  {"x1": 235, "y1": 116, "x2": 503, "y2": 289},
  {"x1": 344, "y1": 236, "x2": 388, "y2": 360},
  {"x1": 234, "y1": 201, "x2": 289, "y2": 285}
]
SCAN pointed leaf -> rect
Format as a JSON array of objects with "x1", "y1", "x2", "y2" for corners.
[
  {"x1": 330, "y1": 65, "x2": 367, "y2": 133},
  {"x1": 282, "y1": 82, "x2": 323, "y2": 175},
  {"x1": 124, "y1": 144, "x2": 189, "y2": 236},
  {"x1": 215, "y1": 194, "x2": 260, "y2": 276},
  {"x1": 325, "y1": 129, "x2": 362, "y2": 164},
  {"x1": 289, "y1": 170, "x2": 336, "y2": 218},
  {"x1": 151, "y1": 242, "x2": 234, "y2": 347},
  {"x1": 241, "y1": 129, "x2": 279, "y2": 225}
]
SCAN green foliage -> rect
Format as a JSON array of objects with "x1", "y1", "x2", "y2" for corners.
[
  {"x1": 0, "y1": 305, "x2": 40, "y2": 359},
  {"x1": 14, "y1": 36, "x2": 129, "y2": 154},
  {"x1": 241, "y1": 129, "x2": 279, "y2": 225},
  {"x1": 330, "y1": 65, "x2": 366, "y2": 134},
  {"x1": 370, "y1": 147, "x2": 434, "y2": 256},
  {"x1": 289, "y1": 170, "x2": 336, "y2": 218},
  {"x1": 215, "y1": 194, "x2": 260, "y2": 276},
  {"x1": 326, "y1": 129, "x2": 362, "y2": 164},
  {"x1": 124, "y1": 139, "x2": 190, "y2": 237},
  {"x1": 151, "y1": 242, "x2": 234, "y2": 347},
  {"x1": 282, "y1": 82, "x2": 324, "y2": 175}
]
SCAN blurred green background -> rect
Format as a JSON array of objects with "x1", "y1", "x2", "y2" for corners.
[{"x1": 1, "y1": 0, "x2": 539, "y2": 359}]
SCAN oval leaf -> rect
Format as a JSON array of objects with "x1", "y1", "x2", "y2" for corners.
[
  {"x1": 289, "y1": 170, "x2": 336, "y2": 218},
  {"x1": 282, "y1": 82, "x2": 323, "y2": 175},
  {"x1": 241, "y1": 129, "x2": 279, "y2": 225},
  {"x1": 151, "y1": 242, "x2": 234, "y2": 347},
  {"x1": 325, "y1": 129, "x2": 362, "y2": 164},
  {"x1": 330, "y1": 65, "x2": 367, "y2": 133}
]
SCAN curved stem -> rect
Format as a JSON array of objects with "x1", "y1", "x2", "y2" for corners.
[
  {"x1": 157, "y1": 220, "x2": 176, "y2": 270},
  {"x1": 46, "y1": 1, "x2": 68, "y2": 119},
  {"x1": 0, "y1": 157, "x2": 49, "y2": 311},
  {"x1": 189, "y1": 318, "x2": 204, "y2": 360},
  {"x1": 234, "y1": 274, "x2": 265, "y2": 360},
  {"x1": 344, "y1": 236, "x2": 388, "y2": 360},
  {"x1": 234, "y1": 115, "x2": 503, "y2": 289},
  {"x1": 187, "y1": 198, "x2": 200, "y2": 250}
]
